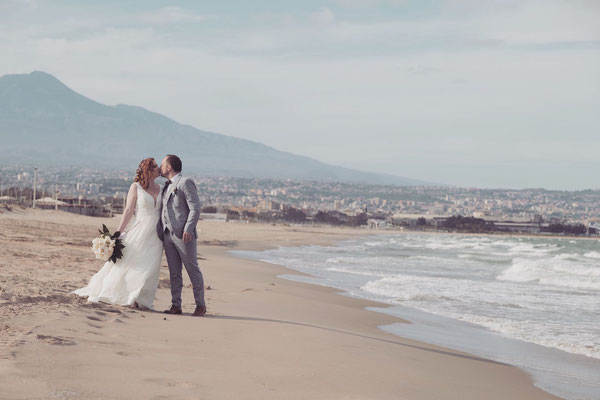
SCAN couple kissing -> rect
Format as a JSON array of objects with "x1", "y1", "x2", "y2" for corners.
[{"x1": 74, "y1": 154, "x2": 206, "y2": 317}]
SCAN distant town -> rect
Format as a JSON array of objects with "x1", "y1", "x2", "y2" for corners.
[{"x1": 2, "y1": 164, "x2": 600, "y2": 235}]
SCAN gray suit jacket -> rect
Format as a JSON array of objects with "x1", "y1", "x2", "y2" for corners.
[{"x1": 157, "y1": 175, "x2": 201, "y2": 241}]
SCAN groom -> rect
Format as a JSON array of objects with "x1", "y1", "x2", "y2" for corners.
[{"x1": 157, "y1": 154, "x2": 206, "y2": 316}]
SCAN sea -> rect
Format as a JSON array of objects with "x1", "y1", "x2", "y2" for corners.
[{"x1": 233, "y1": 233, "x2": 600, "y2": 400}]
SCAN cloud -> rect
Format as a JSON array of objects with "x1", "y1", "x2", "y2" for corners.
[
  {"x1": 333, "y1": 0, "x2": 382, "y2": 7},
  {"x1": 0, "y1": 0, "x2": 37, "y2": 17},
  {"x1": 332, "y1": 0, "x2": 407, "y2": 8},
  {"x1": 406, "y1": 65, "x2": 441, "y2": 74},
  {"x1": 6, "y1": 0, "x2": 37, "y2": 10},
  {"x1": 37, "y1": 37, "x2": 68, "y2": 56},
  {"x1": 310, "y1": 7, "x2": 336, "y2": 26},
  {"x1": 138, "y1": 6, "x2": 206, "y2": 25}
]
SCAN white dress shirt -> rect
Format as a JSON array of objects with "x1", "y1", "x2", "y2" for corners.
[{"x1": 166, "y1": 173, "x2": 181, "y2": 197}]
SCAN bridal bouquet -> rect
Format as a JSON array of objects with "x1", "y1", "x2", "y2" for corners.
[{"x1": 92, "y1": 224, "x2": 125, "y2": 263}]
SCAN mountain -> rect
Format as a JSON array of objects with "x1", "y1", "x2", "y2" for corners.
[{"x1": 0, "y1": 71, "x2": 431, "y2": 185}]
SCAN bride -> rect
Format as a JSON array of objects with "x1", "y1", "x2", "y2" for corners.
[{"x1": 74, "y1": 158, "x2": 163, "y2": 309}]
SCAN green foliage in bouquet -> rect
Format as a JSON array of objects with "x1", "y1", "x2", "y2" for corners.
[{"x1": 99, "y1": 224, "x2": 125, "y2": 263}]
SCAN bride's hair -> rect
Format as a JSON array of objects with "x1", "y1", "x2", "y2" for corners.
[{"x1": 134, "y1": 158, "x2": 156, "y2": 189}]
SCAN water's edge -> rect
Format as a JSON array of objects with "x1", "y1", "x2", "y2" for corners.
[{"x1": 230, "y1": 235, "x2": 600, "y2": 400}]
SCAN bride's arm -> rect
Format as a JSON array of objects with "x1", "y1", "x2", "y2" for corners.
[{"x1": 117, "y1": 183, "x2": 137, "y2": 233}]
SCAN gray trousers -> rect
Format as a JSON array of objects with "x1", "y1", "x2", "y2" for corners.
[{"x1": 163, "y1": 229, "x2": 205, "y2": 308}]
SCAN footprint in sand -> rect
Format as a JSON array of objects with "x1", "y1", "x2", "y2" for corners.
[
  {"x1": 85, "y1": 311, "x2": 127, "y2": 327},
  {"x1": 144, "y1": 377, "x2": 195, "y2": 388},
  {"x1": 0, "y1": 327, "x2": 30, "y2": 358},
  {"x1": 37, "y1": 334, "x2": 76, "y2": 346},
  {"x1": 103, "y1": 308, "x2": 122, "y2": 314}
]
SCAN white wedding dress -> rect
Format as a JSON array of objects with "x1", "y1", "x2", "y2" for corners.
[{"x1": 74, "y1": 182, "x2": 163, "y2": 309}]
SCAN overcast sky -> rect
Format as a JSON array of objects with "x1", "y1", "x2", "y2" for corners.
[{"x1": 1, "y1": 0, "x2": 599, "y2": 189}]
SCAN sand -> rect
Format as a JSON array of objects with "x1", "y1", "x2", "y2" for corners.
[{"x1": 0, "y1": 208, "x2": 560, "y2": 399}]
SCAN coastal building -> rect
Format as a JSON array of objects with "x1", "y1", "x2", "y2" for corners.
[
  {"x1": 259, "y1": 199, "x2": 281, "y2": 211},
  {"x1": 200, "y1": 213, "x2": 228, "y2": 222},
  {"x1": 492, "y1": 222, "x2": 545, "y2": 233},
  {"x1": 367, "y1": 219, "x2": 390, "y2": 229},
  {"x1": 35, "y1": 197, "x2": 68, "y2": 207}
]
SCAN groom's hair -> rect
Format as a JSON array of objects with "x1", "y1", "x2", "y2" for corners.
[{"x1": 166, "y1": 154, "x2": 182, "y2": 172}]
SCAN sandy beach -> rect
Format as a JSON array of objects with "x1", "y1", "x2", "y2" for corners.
[{"x1": 0, "y1": 208, "x2": 560, "y2": 399}]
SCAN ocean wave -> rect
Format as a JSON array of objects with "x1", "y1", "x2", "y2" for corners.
[
  {"x1": 506, "y1": 243, "x2": 558, "y2": 256},
  {"x1": 400, "y1": 243, "x2": 425, "y2": 248},
  {"x1": 584, "y1": 251, "x2": 600, "y2": 259},
  {"x1": 497, "y1": 257, "x2": 600, "y2": 290},
  {"x1": 491, "y1": 240, "x2": 516, "y2": 247},
  {"x1": 360, "y1": 275, "x2": 481, "y2": 303},
  {"x1": 408, "y1": 255, "x2": 456, "y2": 263},
  {"x1": 252, "y1": 234, "x2": 600, "y2": 363},
  {"x1": 324, "y1": 266, "x2": 388, "y2": 277},
  {"x1": 425, "y1": 242, "x2": 478, "y2": 250},
  {"x1": 452, "y1": 314, "x2": 600, "y2": 360},
  {"x1": 362, "y1": 276, "x2": 425, "y2": 301},
  {"x1": 326, "y1": 255, "x2": 406, "y2": 267}
]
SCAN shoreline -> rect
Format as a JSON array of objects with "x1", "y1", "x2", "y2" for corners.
[
  {"x1": 0, "y1": 209, "x2": 561, "y2": 399},
  {"x1": 234, "y1": 235, "x2": 599, "y2": 400}
]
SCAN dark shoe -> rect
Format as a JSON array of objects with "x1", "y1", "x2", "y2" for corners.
[
  {"x1": 192, "y1": 305, "x2": 206, "y2": 317},
  {"x1": 164, "y1": 305, "x2": 182, "y2": 315}
]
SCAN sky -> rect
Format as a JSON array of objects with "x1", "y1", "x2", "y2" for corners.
[{"x1": 1, "y1": 0, "x2": 599, "y2": 189}]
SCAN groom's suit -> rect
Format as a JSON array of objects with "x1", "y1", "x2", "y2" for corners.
[{"x1": 157, "y1": 173, "x2": 205, "y2": 308}]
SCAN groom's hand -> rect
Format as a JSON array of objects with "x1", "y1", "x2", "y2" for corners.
[{"x1": 183, "y1": 232, "x2": 193, "y2": 243}]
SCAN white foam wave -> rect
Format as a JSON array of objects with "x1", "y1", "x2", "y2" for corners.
[
  {"x1": 325, "y1": 266, "x2": 387, "y2": 277},
  {"x1": 454, "y1": 314, "x2": 600, "y2": 360},
  {"x1": 363, "y1": 275, "x2": 600, "y2": 360},
  {"x1": 497, "y1": 257, "x2": 600, "y2": 290},
  {"x1": 491, "y1": 240, "x2": 516, "y2": 247},
  {"x1": 400, "y1": 243, "x2": 425, "y2": 248},
  {"x1": 506, "y1": 243, "x2": 558, "y2": 256},
  {"x1": 584, "y1": 251, "x2": 600, "y2": 259},
  {"x1": 408, "y1": 255, "x2": 455, "y2": 263},
  {"x1": 425, "y1": 242, "x2": 476, "y2": 250},
  {"x1": 253, "y1": 233, "x2": 600, "y2": 363},
  {"x1": 361, "y1": 275, "x2": 476, "y2": 303}
]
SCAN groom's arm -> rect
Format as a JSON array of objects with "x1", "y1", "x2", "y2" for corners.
[{"x1": 182, "y1": 178, "x2": 201, "y2": 238}]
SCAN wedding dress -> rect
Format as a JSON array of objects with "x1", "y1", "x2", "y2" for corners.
[{"x1": 74, "y1": 182, "x2": 163, "y2": 309}]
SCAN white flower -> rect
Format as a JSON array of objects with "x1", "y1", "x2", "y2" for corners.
[{"x1": 91, "y1": 227, "x2": 121, "y2": 262}]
